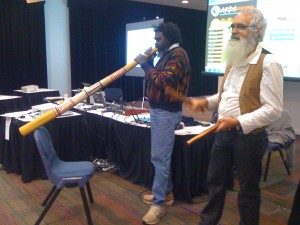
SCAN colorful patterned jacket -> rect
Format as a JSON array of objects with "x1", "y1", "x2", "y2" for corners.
[{"x1": 141, "y1": 47, "x2": 191, "y2": 112}]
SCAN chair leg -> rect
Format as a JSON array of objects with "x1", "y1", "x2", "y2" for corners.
[
  {"x1": 80, "y1": 187, "x2": 93, "y2": 225},
  {"x1": 86, "y1": 181, "x2": 94, "y2": 203},
  {"x1": 42, "y1": 185, "x2": 56, "y2": 206},
  {"x1": 264, "y1": 152, "x2": 272, "y2": 181},
  {"x1": 278, "y1": 150, "x2": 291, "y2": 175},
  {"x1": 35, "y1": 188, "x2": 62, "y2": 225}
]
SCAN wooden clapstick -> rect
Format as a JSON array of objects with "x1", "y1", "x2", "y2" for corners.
[
  {"x1": 164, "y1": 86, "x2": 191, "y2": 105},
  {"x1": 161, "y1": 86, "x2": 232, "y2": 144},
  {"x1": 164, "y1": 86, "x2": 218, "y2": 144},
  {"x1": 187, "y1": 123, "x2": 219, "y2": 145},
  {"x1": 19, "y1": 48, "x2": 158, "y2": 136}
]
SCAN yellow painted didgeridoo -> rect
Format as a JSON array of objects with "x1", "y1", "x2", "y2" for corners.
[{"x1": 19, "y1": 48, "x2": 158, "y2": 136}]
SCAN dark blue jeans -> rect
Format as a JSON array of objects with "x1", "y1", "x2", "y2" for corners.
[{"x1": 199, "y1": 129, "x2": 268, "y2": 225}]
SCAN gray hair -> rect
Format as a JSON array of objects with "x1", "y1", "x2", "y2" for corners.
[{"x1": 241, "y1": 8, "x2": 267, "y2": 42}]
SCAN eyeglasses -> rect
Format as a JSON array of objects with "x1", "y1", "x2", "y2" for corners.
[{"x1": 228, "y1": 23, "x2": 255, "y2": 31}]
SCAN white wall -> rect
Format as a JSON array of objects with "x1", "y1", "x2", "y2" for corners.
[{"x1": 44, "y1": 0, "x2": 71, "y2": 97}]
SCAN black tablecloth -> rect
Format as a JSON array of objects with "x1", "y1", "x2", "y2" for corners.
[
  {"x1": 0, "y1": 107, "x2": 216, "y2": 202},
  {"x1": 14, "y1": 90, "x2": 60, "y2": 109},
  {"x1": 0, "y1": 97, "x2": 26, "y2": 115},
  {"x1": 0, "y1": 114, "x2": 89, "y2": 182},
  {"x1": 81, "y1": 111, "x2": 215, "y2": 203}
]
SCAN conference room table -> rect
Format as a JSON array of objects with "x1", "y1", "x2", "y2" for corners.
[
  {"x1": 14, "y1": 88, "x2": 60, "y2": 109},
  {"x1": 0, "y1": 103, "x2": 216, "y2": 203},
  {"x1": 0, "y1": 95, "x2": 26, "y2": 115},
  {"x1": 74, "y1": 104, "x2": 215, "y2": 203},
  {"x1": 0, "y1": 110, "x2": 89, "y2": 183}
]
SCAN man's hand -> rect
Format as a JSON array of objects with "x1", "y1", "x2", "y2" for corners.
[
  {"x1": 134, "y1": 47, "x2": 156, "y2": 65},
  {"x1": 144, "y1": 47, "x2": 153, "y2": 55},
  {"x1": 189, "y1": 98, "x2": 208, "y2": 112},
  {"x1": 215, "y1": 117, "x2": 241, "y2": 132},
  {"x1": 134, "y1": 54, "x2": 147, "y2": 65}
]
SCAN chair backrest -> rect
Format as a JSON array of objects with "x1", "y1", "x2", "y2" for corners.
[
  {"x1": 104, "y1": 88, "x2": 123, "y2": 103},
  {"x1": 33, "y1": 127, "x2": 60, "y2": 181},
  {"x1": 266, "y1": 109, "x2": 296, "y2": 167},
  {"x1": 266, "y1": 109, "x2": 295, "y2": 147}
]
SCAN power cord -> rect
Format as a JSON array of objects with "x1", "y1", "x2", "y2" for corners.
[{"x1": 93, "y1": 158, "x2": 116, "y2": 173}]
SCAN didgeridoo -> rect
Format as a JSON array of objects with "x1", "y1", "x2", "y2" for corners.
[{"x1": 19, "y1": 48, "x2": 158, "y2": 136}]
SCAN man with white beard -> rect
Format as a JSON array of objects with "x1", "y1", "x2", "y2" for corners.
[{"x1": 189, "y1": 8, "x2": 283, "y2": 225}]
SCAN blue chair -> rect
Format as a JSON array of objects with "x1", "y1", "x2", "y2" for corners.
[
  {"x1": 104, "y1": 87, "x2": 123, "y2": 103},
  {"x1": 33, "y1": 127, "x2": 95, "y2": 225},
  {"x1": 263, "y1": 141, "x2": 291, "y2": 181},
  {"x1": 263, "y1": 109, "x2": 295, "y2": 181}
]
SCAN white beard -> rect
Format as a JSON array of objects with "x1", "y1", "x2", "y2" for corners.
[{"x1": 222, "y1": 37, "x2": 257, "y2": 66}]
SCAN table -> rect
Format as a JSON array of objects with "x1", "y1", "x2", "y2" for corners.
[
  {"x1": 77, "y1": 106, "x2": 215, "y2": 203},
  {"x1": 0, "y1": 104, "x2": 216, "y2": 202},
  {"x1": 0, "y1": 111, "x2": 89, "y2": 182},
  {"x1": 0, "y1": 95, "x2": 26, "y2": 115},
  {"x1": 14, "y1": 89, "x2": 60, "y2": 109}
]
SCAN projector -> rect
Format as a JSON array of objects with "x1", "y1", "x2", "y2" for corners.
[
  {"x1": 21, "y1": 84, "x2": 39, "y2": 93},
  {"x1": 32, "y1": 103, "x2": 57, "y2": 116}
]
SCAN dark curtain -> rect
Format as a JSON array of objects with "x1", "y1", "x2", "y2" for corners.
[
  {"x1": 68, "y1": 0, "x2": 218, "y2": 102},
  {"x1": 68, "y1": 0, "x2": 128, "y2": 95},
  {"x1": 0, "y1": 0, "x2": 47, "y2": 95}
]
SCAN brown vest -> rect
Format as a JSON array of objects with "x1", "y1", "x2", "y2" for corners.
[{"x1": 218, "y1": 53, "x2": 266, "y2": 133}]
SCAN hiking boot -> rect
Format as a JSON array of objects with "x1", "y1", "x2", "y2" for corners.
[
  {"x1": 143, "y1": 192, "x2": 174, "y2": 205},
  {"x1": 142, "y1": 205, "x2": 166, "y2": 224}
]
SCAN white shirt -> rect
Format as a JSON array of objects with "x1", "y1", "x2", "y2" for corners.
[{"x1": 207, "y1": 45, "x2": 283, "y2": 134}]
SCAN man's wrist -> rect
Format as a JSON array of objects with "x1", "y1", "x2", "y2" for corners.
[{"x1": 231, "y1": 117, "x2": 241, "y2": 127}]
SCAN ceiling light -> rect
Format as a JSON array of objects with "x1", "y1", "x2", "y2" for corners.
[{"x1": 182, "y1": 0, "x2": 189, "y2": 3}]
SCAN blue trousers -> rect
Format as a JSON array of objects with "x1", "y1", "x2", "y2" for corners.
[
  {"x1": 150, "y1": 108, "x2": 182, "y2": 206},
  {"x1": 199, "y1": 129, "x2": 268, "y2": 225}
]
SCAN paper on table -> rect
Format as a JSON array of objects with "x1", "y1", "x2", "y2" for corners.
[
  {"x1": 175, "y1": 124, "x2": 214, "y2": 136},
  {"x1": 5, "y1": 117, "x2": 12, "y2": 140},
  {"x1": 0, "y1": 110, "x2": 31, "y2": 118},
  {"x1": 14, "y1": 88, "x2": 58, "y2": 93}
]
